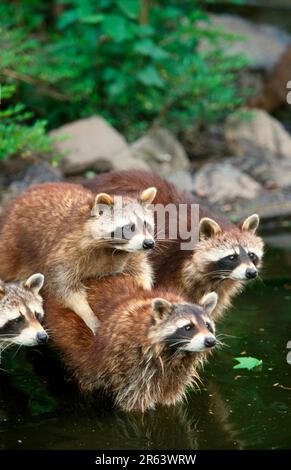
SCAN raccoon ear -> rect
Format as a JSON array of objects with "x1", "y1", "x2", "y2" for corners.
[
  {"x1": 152, "y1": 298, "x2": 172, "y2": 322},
  {"x1": 0, "y1": 281, "x2": 6, "y2": 300},
  {"x1": 139, "y1": 187, "x2": 157, "y2": 207},
  {"x1": 241, "y1": 214, "x2": 260, "y2": 233},
  {"x1": 200, "y1": 292, "x2": 218, "y2": 317},
  {"x1": 24, "y1": 273, "x2": 44, "y2": 294},
  {"x1": 91, "y1": 193, "x2": 114, "y2": 216},
  {"x1": 199, "y1": 218, "x2": 222, "y2": 240}
]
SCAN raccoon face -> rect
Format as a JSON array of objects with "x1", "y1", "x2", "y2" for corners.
[
  {"x1": 90, "y1": 188, "x2": 156, "y2": 252},
  {"x1": 151, "y1": 292, "x2": 217, "y2": 353},
  {"x1": 0, "y1": 274, "x2": 48, "y2": 347},
  {"x1": 196, "y1": 214, "x2": 264, "y2": 282}
]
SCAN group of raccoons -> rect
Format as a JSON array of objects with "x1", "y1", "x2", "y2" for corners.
[{"x1": 0, "y1": 170, "x2": 264, "y2": 412}]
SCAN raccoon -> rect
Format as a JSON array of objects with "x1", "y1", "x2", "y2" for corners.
[
  {"x1": 0, "y1": 273, "x2": 47, "y2": 348},
  {"x1": 44, "y1": 275, "x2": 218, "y2": 412},
  {"x1": 83, "y1": 170, "x2": 264, "y2": 319},
  {"x1": 0, "y1": 182, "x2": 156, "y2": 333}
]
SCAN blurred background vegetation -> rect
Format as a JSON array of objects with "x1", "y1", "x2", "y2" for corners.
[{"x1": 0, "y1": 0, "x2": 248, "y2": 161}]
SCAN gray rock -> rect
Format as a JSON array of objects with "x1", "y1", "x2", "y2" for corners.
[
  {"x1": 166, "y1": 171, "x2": 194, "y2": 193},
  {"x1": 0, "y1": 162, "x2": 63, "y2": 215},
  {"x1": 10, "y1": 162, "x2": 62, "y2": 189},
  {"x1": 131, "y1": 128, "x2": 190, "y2": 176},
  {"x1": 225, "y1": 109, "x2": 291, "y2": 188},
  {"x1": 200, "y1": 14, "x2": 291, "y2": 71},
  {"x1": 192, "y1": 162, "x2": 261, "y2": 204},
  {"x1": 50, "y1": 116, "x2": 149, "y2": 176}
]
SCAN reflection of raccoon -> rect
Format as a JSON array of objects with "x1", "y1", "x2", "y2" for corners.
[
  {"x1": 83, "y1": 170, "x2": 264, "y2": 320},
  {"x1": 0, "y1": 274, "x2": 47, "y2": 347},
  {"x1": 0, "y1": 182, "x2": 156, "y2": 333},
  {"x1": 45, "y1": 274, "x2": 218, "y2": 412}
]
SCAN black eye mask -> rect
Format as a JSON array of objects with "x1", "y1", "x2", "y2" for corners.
[{"x1": 0, "y1": 316, "x2": 26, "y2": 337}]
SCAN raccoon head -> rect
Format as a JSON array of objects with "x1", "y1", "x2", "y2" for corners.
[
  {"x1": 194, "y1": 214, "x2": 264, "y2": 282},
  {"x1": 89, "y1": 188, "x2": 156, "y2": 252},
  {"x1": 0, "y1": 273, "x2": 48, "y2": 347},
  {"x1": 150, "y1": 292, "x2": 217, "y2": 353}
]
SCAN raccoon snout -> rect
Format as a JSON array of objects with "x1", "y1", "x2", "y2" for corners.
[
  {"x1": 142, "y1": 239, "x2": 155, "y2": 250},
  {"x1": 37, "y1": 331, "x2": 48, "y2": 344},
  {"x1": 204, "y1": 337, "x2": 216, "y2": 348},
  {"x1": 245, "y1": 267, "x2": 257, "y2": 279}
]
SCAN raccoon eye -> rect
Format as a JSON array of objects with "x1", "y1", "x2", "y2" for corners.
[
  {"x1": 249, "y1": 252, "x2": 257, "y2": 262},
  {"x1": 35, "y1": 312, "x2": 43, "y2": 323},
  {"x1": 227, "y1": 254, "x2": 238, "y2": 261},
  {"x1": 122, "y1": 223, "x2": 135, "y2": 233},
  {"x1": 184, "y1": 324, "x2": 194, "y2": 332},
  {"x1": 12, "y1": 316, "x2": 24, "y2": 325},
  {"x1": 205, "y1": 322, "x2": 212, "y2": 332}
]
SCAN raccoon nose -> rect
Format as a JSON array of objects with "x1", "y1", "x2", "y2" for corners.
[
  {"x1": 204, "y1": 337, "x2": 216, "y2": 348},
  {"x1": 142, "y1": 239, "x2": 155, "y2": 250},
  {"x1": 246, "y1": 268, "x2": 257, "y2": 279},
  {"x1": 37, "y1": 332, "x2": 48, "y2": 344}
]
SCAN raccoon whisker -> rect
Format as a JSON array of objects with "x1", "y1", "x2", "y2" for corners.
[
  {"x1": 105, "y1": 238, "x2": 128, "y2": 245},
  {"x1": 0, "y1": 341, "x2": 15, "y2": 362},
  {"x1": 12, "y1": 343, "x2": 23, "y2": 359},
  {"x1": 165, "y1": 339, "x2": 190, "y2": 348},
  {"x1": 215, "y1": 340, "x2": 228, "y2": 349},
  {"x1": 0, "y1": 334, "x2": 19, "y2": 337},
  {"x1": 216, "y1": 333, "x2": 240, "y2": 339},
  {"x1": 198, "y1": 270, "x2": 232, "y2": 280}
]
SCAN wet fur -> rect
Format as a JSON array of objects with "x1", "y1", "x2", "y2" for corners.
[{"x1": 44, "y1": 275, "x2": 212, "y2": 412}]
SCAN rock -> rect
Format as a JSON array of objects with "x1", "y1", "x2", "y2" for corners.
[
  {"x1": 10, "y1": 162, "x2": 62, "y2": 189},
  {"x1": 0, "y1": 162, "x2": 63, "y2": 215},
  {"x1": 225, "y1": 109, "x2": 291, "y2": 188},
  {"x1": 179, "y1": 124, "x2": 229, "y2": 163},
  {"x1": 201, "y1": 14, "x2": 291, "y2": 71},
  {"x1": 50, "y1": 116, "x2": 149, "y2": 176},
  {"x1": 192, "y1": 162, "x2": 261, "y2": 204},
  {"x1": 166, "y1": 171, "x2": 194, "y2": 193},
  {"x1": 131, "y1": 128, "x2": 190, "y2": 176}
]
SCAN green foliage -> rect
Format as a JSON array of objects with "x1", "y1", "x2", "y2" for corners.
[
  {"x1": 0, "y1": 85, "x2": 54, "y2": 161},
  {"x1": 233, "y1": 357, "x2": 263, "y2": 370},
  {"x1": 0, "y1": 0, "x2": 248, "y2": 155}
]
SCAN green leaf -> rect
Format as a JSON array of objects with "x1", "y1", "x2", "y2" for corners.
[
  {"x1": 137, "y1": 65, "x2": 164, "y2": 88},
  {"x1": 101, "y1": 14, "x2": 133, "y2": 42},
  {"x1": 116, "y1": 0, "x2": 139, "y2": 19},
  {"x1": 233, "y1": 357, "x2": 263, "y2": 370},
  {"x1": 80, "y1": 14, "x2": 105, "y2": 25},
  {"x1": 134, "y1": 39, "x2": 169, "y2": 60}
]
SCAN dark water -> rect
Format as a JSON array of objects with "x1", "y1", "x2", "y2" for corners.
[{"x1": 0, "y1": 241, "x2": 291, "y2": 450}]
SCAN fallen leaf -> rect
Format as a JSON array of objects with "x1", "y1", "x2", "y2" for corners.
[{"x1": 233, "y1": 357, "x2": 263, "y2": 370}]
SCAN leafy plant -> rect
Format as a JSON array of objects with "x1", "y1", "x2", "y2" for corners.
[
  {"x1": 0, "y1": 0, "x2": 249, "y2": 158},
  {"x1": 0, "y1": 84, "x2": 54, "y2": 162}
]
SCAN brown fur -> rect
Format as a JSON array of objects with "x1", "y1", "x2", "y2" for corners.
[
  {"x1": 44, "y1": 275, "x2": 214, "y2": 412},
  {"x1": 83, "y1": 171, "x2": 264, "y2": 320},
  {"x1": 0, "y1": 182, "x2": 154, "y2": 331},
  {"x1": 248, "y1": 45, "x2": 291, "y2": 112}
]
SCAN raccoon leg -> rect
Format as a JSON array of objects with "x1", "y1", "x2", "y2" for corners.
[
  {"x1": 64, "y1": 290, "x2": 100, "y2": 334},
  {"x1": 125, "y1": 253, "x2": 154, "y2": 290}
]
